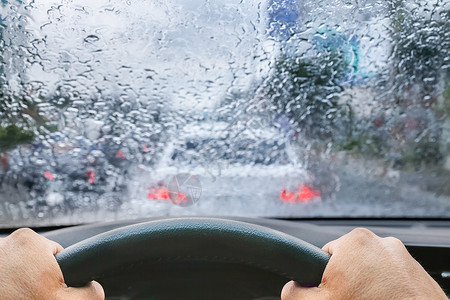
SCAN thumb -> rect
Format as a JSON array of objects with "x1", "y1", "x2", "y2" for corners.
[
  {"x1": 281, "y1": 281, "x2": 325, "y2": 300},
  {"x1": 63, "y1": 281, "x2": 105, "y2": 300}
]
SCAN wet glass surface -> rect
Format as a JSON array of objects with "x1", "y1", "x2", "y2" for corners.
[{"x1": 0, "y1": 0, "x2": 449, "y2": 227}]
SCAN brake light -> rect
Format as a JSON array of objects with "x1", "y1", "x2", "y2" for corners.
[
  {"x1": 87, "y1": 170, "x2": 95, "y2": 183},
  {"x1": 172, "y1": 192, "x2": 187, "y2": 204},
  {"x1": 148, "y1": 186, "x2": 170, "y2": 200},
  {"x1": 147, "y1": 186, "x2": 187, "y2": 204},
  {"x1": 281, "y1": 184, "x2": 321, "y2": 203},
  {"x1": 44, "y1": 171, "x2": 54, "y2": 180},
  {"x1": 116, "y1": 150, "x2": 126, "y2": 159}
]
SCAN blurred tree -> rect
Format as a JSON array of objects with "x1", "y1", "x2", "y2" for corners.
[
  {"x1": 0, "y1": 124, "x2": 33, "y2": 152},
  {"x1": 264, "y1": 47, "x2": 351, "y2": 140},
  {"x1": 388, "y1": 0, "x2": 450, "y2": 107},
  {"x1": 0, "y1": 2, "x2": 38, "y2": 152},
  {"x1": 383, "y1": 0, "x2": 450, "y2": 165}
]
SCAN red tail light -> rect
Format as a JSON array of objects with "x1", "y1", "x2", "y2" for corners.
[
  {"x1": 281, "y1": 184, "x2": 321, "y2": 203},
  {"x1": 87, "y1": 170, "x2": 95, "y2": 183},
  {"x1": 172, "y1": 192, "x2": 187, "y2": 204},
  {"x1": 116, "y1": 151, "x2": 126, "y2": 159},
  {"x1": 147, "y1": 186, "x2": 170, "y2": 200},
  {"x1": 148, "y1": 186, "x2": 187, "y2": 204},
  {"x1": 44, "y1": 172, "x2": 54, "y2": 180}
]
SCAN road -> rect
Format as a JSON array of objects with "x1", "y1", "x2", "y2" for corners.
[{"x1": 1, "y1": 157, "x2": 449, "y2": 228}]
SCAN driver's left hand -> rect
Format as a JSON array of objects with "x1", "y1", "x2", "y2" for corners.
[{"x1": 0, "y1": 228, "x2": 104, "y2": 300}]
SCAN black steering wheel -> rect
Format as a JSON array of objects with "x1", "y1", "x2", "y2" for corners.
[{"x1": 56, "y1": 218, "x2": 330, "y2": 299}]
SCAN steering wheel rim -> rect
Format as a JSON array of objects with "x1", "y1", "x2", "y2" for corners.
[{"x1": 56, "y1": 217, "x2": 329, "y2": 288}]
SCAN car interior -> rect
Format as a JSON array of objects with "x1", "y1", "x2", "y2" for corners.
[
  {"x1": 0, "y1": 217, "x2": 443, "y2": 299},
  {"x1": 0, "y1": 0, "x2": 449, "y2": 299}
]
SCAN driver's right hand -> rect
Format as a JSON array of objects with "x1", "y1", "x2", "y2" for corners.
[{"x1": 282, "y1": 228, "x2": 447, "y2": 300}]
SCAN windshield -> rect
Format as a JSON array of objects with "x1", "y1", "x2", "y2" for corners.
[{"x1": 1, "y1": 0, "x2": 449, "y2": 227}]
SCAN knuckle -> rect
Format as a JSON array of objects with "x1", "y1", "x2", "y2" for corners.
[
  {"x1": 91, "y1": 281, "x2": 105, "y2": 300},
  {"x1": 10, "y1": 228, "x2": 37, "y2": 241},
  {"x1": 350, "y1": 227, "x2": 375, "y2": 239},
  {"x1": 280, "y1": 281, "x2": 296, "y2": 300},
  {"x1": 346, "y1": 228, "x2": 378, "y2": 245},
  {"x1": 383, "y1": 236, "x2": 404, "y2": 247}
]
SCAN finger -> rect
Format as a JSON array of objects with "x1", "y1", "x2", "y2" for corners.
[
  {"x1": 10, "y1": 228, "x2": 64, "y2": 255},
  {"x1": 64, "y1": 281, "x2": 105, "y2": 300},
  {"x1": 281, "y1": 281, "x2": 323, "y2": 300},
  {"x1": 382, "y1": 236, "x2": 406, "y2": 250},
  {"x1": 50, "y1": 241, "x2": 64, "y2": 255},
  {"x1": 322, "y1": 241, "x2": 334, "y2": 254},
  {"x1": 322, "y1": 236, "x2": 343, "y2": 255},
  {"x1": 34, "y1": 234, "x2": 64, "y2": 255},
  {"x1": 321, "y1": 232, "x2": 351, "y2": 254},
  {"x1": 323, "y1": 228, "x2": 377, "y2": 255}
]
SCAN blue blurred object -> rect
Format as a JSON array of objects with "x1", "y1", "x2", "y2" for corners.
[
  {"x1": 268, "y1": 1, "x2": 368, "y2": 85},
  {"x1": 313, "y1": 26, "x2": 360, "y2": 72},
  {"x1": 313, "y1": 26, "x2": 365, "y2": 85},
  {"x1": 267, "y1": 0, "x2": 299, "y2": 40}
]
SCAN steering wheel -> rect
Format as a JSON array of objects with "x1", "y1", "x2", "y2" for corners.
[{"x1": 56, "y1": 218, "x2": 330, "y2": 298}]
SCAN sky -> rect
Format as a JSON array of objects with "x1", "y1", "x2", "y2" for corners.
[
  {"x1": 8, "y1": 0, "x2": 273, "y2": 113},
  {"x1": 1, "y1": 0, "x2": 391, "y2": 113}
]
